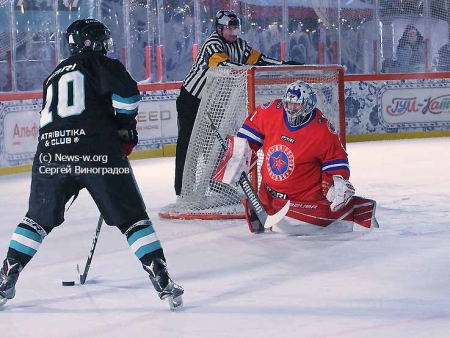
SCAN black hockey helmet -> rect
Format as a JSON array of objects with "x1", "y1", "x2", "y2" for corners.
[
  {"x1": 66, "y1": 19, "x2": 112, "y2": 55},
  {"x1": 215, "y1": 10, "x2": 240, "y2": 29}
]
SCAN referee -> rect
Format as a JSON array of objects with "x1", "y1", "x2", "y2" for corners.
[{"x1": 175, "y1": 9, "x2": 302, "y2": 195}]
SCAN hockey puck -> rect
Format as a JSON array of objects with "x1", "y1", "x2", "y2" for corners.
[{"x1": 62, "y1": 281, "x2": 75, "y2": 286}]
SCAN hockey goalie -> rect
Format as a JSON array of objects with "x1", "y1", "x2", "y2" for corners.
[{"x1": 213, "y1": 80, "x2": 379, "y2": 235}]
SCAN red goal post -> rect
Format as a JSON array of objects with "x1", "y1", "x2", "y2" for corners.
[{"x1": 159, "y1": 65, "x2": 345, "y2": 220}]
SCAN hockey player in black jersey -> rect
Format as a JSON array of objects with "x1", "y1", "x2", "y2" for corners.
[
  {"x1": 0, "y1": 19, "x2": 183, "y2": 309},
  {"x1": 174, "y1": 9, "x2": 303, "y2": 196}
]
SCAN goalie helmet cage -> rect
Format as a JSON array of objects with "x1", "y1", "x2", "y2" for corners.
[{"x1": 159, "y1": 65, "x2": 345, "y2": 220}]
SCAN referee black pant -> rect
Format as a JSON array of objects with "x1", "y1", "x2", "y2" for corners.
[{"x1": 175, "y1": 86, "x2": 201, "y2": 195}]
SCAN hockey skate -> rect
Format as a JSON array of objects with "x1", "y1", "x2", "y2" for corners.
[
  {"x1": 143, "y1": 258, "x2": 184, "y2": 310},
  {"x1": 0, "y1": 257, "x2": 22, "y2": 307}
]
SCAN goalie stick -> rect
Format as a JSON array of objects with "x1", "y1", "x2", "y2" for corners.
[
  {"x1": 205, "y1": 112, "x2": 290, "y2": 228},
  {"x1": 77, "y1": 214, "x2": 103, "y2": 285}
]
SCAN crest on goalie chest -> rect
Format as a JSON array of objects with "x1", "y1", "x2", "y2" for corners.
[{"x1": 266, "y1": 144, "x2": 295, "y2": 181}]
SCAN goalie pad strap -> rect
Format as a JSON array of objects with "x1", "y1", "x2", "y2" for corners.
[{"x1": 272, "y1": 197, "x2": 377, "y2": 229}]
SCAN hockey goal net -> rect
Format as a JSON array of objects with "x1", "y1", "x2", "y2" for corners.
[{"x1": 159, "y1": 65, "x2": 345, "y2": 220}]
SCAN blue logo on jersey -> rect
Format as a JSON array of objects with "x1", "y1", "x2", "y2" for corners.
[
  {"x1": 269, "y1": 152, "x2": 288, "y2": 174},
  {"x1": 266, "y1": 144, "x2": 294, "y2": 181}
]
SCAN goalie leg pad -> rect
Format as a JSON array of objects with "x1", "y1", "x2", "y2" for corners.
[
  {"x1": 270, "y1": 196, "x2": 379, "y2": 235},
  {"x1": 352, "y1": 196, "x2": 378, "y2": 229},
  {"x1": 273, "y1": 217, "x2": 354, "y2": 236},
  {"x1": 271, "y1": 200, "x2": 354, "y2": 235}
]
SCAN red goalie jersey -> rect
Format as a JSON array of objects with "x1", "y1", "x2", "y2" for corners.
[
  {"x1": 236, "y1": 99, "x2": 378, "y2": 234},
  {"x1": 237, "y1": 99, "x2": 349, "y2": 208}
]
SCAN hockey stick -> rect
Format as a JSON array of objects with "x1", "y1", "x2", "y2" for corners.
[
  {"x1": 76, "y1": 214, "x2": 104, "y2": 285},
  {"x1": 205, "y1": 112, "x2": 290, "y2": 228}
]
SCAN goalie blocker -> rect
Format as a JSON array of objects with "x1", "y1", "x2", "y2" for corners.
[{"x1": 212, "y1": 135, "x2": 256, "y2": 185}]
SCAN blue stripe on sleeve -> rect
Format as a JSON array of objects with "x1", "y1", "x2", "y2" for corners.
[
  {"x1": 237, "y1": 124, "x2": 264, "y2": 148},
  {"x1": 112, "y1": 93, "x2": 141, "y2": 115},
  {"x1": 322, "y1": 159, "x2": 350, "y2": 172},
  {"x1": 115, "y1": 107, "x2": 138, "y2": 115},
  {"x1": 112, "y1": 93, "x2": 141, "y2": 104}
]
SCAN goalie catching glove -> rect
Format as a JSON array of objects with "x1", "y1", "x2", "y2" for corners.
[
  {"x1": 325, "y1": 175, "x2": 355, "y2": 212},
  {"x1": 213, "y1": 135, "x2": 256, "y2": 185}
]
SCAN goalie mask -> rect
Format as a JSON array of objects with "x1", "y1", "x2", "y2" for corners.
[
  {"x1": 282, "y1": 81, "x2": 317, "y2": 127},
  {"x1": 66, "y1": 19, "x2": 113, "y2": 56}
]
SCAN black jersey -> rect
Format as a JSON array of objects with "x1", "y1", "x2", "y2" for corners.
[{"x1": 36, "y1": 52, "x2": 141, "y2": 157}]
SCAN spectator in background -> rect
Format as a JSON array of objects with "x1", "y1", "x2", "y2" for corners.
[
  {"x1": 289, "y1": 19, "x2": 318, "y2": 65},
  {"x1": 437, "y1": 42, "x2": 450, "y2": 71},
  {"x1": 165, "y1": 5, "x2": 195, "y2": 81},
  {"x1": 262, "y1": 23, "x2": 283, "y2": 60},
  {"x1": 396, "y1": 24, "x2": 425, "y2": 73}
]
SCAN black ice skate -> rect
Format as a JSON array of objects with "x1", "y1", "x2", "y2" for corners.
[
  {"x1": 0, "y1": 257, "x2": 22, "y2": 307},
  {"x1": 143, "y1": 258, "x2": 184, "y2": 310}
]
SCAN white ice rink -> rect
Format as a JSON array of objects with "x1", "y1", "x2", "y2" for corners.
[{"x1": 0, "y1": 137, "x2": 449, "y2": 338}]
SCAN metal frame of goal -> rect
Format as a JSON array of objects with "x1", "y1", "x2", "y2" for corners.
[{"x1": 159, "y1": 65, "x2": 345, "y2": 220}]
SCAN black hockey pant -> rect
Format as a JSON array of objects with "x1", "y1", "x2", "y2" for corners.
[{"x1": 175, "y1": 86, "x2": 201, "y2": 195}]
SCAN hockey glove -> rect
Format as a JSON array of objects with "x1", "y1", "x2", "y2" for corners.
[
  {"x1": 326, "y1": 175, "x2": 355, "y2": 212},
  {"x1": 213, "y1": 135, "x2": 254, "y2": 185},
  {"x1": 283, "y1": 60, "x2": 304, "y2": 65},
  {"x1": 118, "y1": 128, "x2": 138, "y2": 156}
]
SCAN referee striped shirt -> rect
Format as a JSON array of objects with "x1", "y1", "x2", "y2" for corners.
[{"x1": 182, "y1": 31, "x2": 283, "y2": 99}]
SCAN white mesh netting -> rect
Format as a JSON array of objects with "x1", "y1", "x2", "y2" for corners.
[{"x1": 159, "y1": 65, "x2": 344, "y2": 220}]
